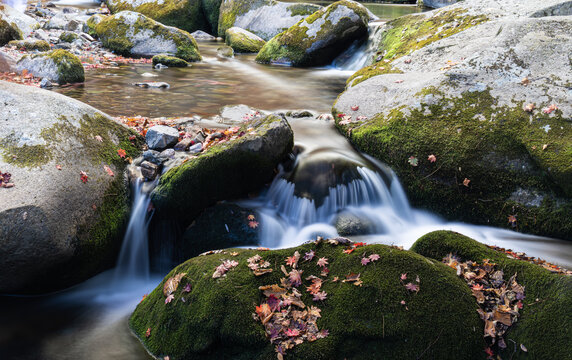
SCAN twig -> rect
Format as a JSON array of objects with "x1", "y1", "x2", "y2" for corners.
[
  {"x1": 422, "y1": 164, "x2": 443, "y2": 179},
  {"x1": 416, "y1": 329, "x2": 443, "y2": 359},
  {"x1": 382, "y1": 315, "x2": 385, "y2": 338}
]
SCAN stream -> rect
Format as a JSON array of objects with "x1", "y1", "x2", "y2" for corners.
[{"x1": 1, "y1": 2, "x2": 571, "y2": 359}]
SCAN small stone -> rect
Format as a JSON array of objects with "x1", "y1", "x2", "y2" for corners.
[
  {"x1": 146, "y1": 125, "x2": 180, "y2": 150},
  {"x1": 174, "y1": 138, "x2": 193, "y2": 151},
  {"x1": 80, "y1": 32, "x2": 95, "y2": 42},
  {"x1": 40, "y1": 78, "x2": 53, "y2": 89},
  {"x1": 140, "y1": 161, "x2": 159, "y2": 180},
  {"x1": 134, "y1": 82, "x2": 170, "y2": 89},
  {"x1": 159, "y1": 148, "x2": 176, "y2": 161},
  {"x1": 188, "y1": 143, "x2": 202, "y2": 154},
  {"x1": 143, "y1": 150, "x2": 161, "y2": 164},
  {"x1": 211, "y1": 132, "x2": 223, "y2": 139},
  {"x1": 154, "y1": 63, "x2": 168, "y2": 70}
]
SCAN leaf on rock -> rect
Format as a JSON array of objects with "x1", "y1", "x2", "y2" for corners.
[
  {"x1": 405, "y1": 282, "x2": 419, "y2": 293},
  {"x1": 361, "y1": 257, "x2": 370, "y2": 266},
  {"x1": 248, "y1": 220, "x2": 259, "y2": 229},
  {"x1": 463, "y1": 178, "x2": 471, "y2": 187},
  {"x1": 427, "y1": 154, "x2": 437, "y2": 163},
  {"x1": 288, "y1": 269, "x2": 303, "y2": 287},
  {"x1": 248, "y1": 214, "x2": 256, "y2": 220},
  {"x1": 55, "y1": 164, "x2": 62, "y2": 170},
  {"x1": 312, "y1": 291, "x2": 327, "y2": 301},
  {"x1": 285, "y1": 251, "x2": 300, "y2": 268},
  {"x1": 165, "y1": 294, "x2": 174, "y2": 304},
  {"x1": 103, "y1": 165, "x2": 114, "y2": 177},
  {"x1": 117, "y1": 148, "x2": 127, "y2": 158},
  {"x1": 523, "y1": 103, "x2": 535, "y2": 112},
  {"x1": 303, "y1": 250, "x2": 315, "y2": 262},
  {"x1": 408, "y1": 156, "x2": 418, "y2": 166},
  {"x1": 316, "y1": 257, "x2": 328, "y2": 268},
  {"x1": 163, "y1": 272, "x2": 187, "y2": 296},
  {"x1": 80, "y1": 171, "x2": 89, "y2": 183},
  {"x1": 145, "y1": 328, "x2": 151, "y2": 338},
  {"x1": 95, "y1": 135, "x2": 103, "y2": 142}
]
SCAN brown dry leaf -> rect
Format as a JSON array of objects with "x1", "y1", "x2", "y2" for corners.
[
  {"x1": 493, "y1": 310, "x2": 512, "y2": 326},
  {"x1": 163, "y1": 273, "x2": 187, "y2": 296},
  {"x1": 484, "y1": 320, "x2": 496, "y2": 337},
  {"x1": 542, "y1": 144, "x2": 548, "y2": 150},
  {"x1": 253, "y1": 268, "x2": 273, "y2": 276},
  {"x1": 520, "y1": 77, "x2": 530, "y2": 86},
  {"x1": 259, "y1": 284, "x2": 287, "y2": 298},
  {"x1": 523, "y1": 103, "x2": 535, "y2": 112}
]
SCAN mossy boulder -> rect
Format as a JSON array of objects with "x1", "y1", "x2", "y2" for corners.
[
  {"x1": 86, "y1": 13, "x2": 107, "y2": 36},
  {"x1": 16, "y1": 49, "x2": 85, "y2": 84},
  {"x1": 130, "y1": 241, "x2": 485, "y2": 359},
  {"x1": 152, "y1": 54, "x2": 189, "y2": 67},
  {"x1": 0, "y1": 4, "x2": 39, "y2": 45},
  {"x1": 7, "y1": 39, "x2": 50, "y2": 51},
  {"x1": 225, "y1": 27, "x2": 265, "y2": 53},
  {"x1": 333, "y1": 1, "x2": 572, "y2": 239},
  {"x1": 0, "y1": 81, "x2": 143, "y2": 294},
  {"x1": 218, "y1": 0, "x2": 321, "y2": 40},
  {"x1": 177, "y1": 203, "x2": 260, "y2": 263},
  {"x1": 150, "y1": 114, "x2": 293, "y2": 228},
  {"x1": 94, "y1": 11, "x2": 201, "y2": 62},
  {"x1": 106, "y1": 0, "x2": 208, "y2": 34},
  {"x1": 59, "y1": 31, "x2": 79, "y2": 43},
  {"x1": 411, "y1": 230, "x2": 572, "y2": 359},
  {"x1": 256, "y1": 0, "x2": 371, "y2": 67}
]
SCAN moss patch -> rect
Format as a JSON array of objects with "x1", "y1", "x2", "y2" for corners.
[
  {"x1": 45, "y1": 49, "x2": 84, "y2": 84},
  {"x1": 0, "y1": 18, "x2": 22, "y2": 46},
  {"x1": 59, "y1": 31, "x2": 79, "y2": 43},
  {"x1": 152, "y1": 54, "x2": 188, "y2": 67},
  {"x1": 7, "y1": 39, "x2": 50, "y2": 51},
  {"x1": 411, "y1": 231, "x2": 572, "y2": 359},
  {"x1": 337, "y1": 89, "x2": 572, "y2": 239},
  {"x1": 225, "y1": 28, "x2": 265, "y2": 53},
  {"x1": 130, "y1": 242, "x2": 484, "y2": 359}
]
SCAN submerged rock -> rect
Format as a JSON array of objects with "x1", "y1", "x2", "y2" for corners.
[
  {"x1": 334, "y1": 0, "x2": 572, "y2": 239},
  {"x1": 256, "y1": 0, "x2": 371, "y2": 67},
  {"x1": 0, "y1": 81, "x2": 142, "y2": 294},
  {"x1": 130, "y1": 240, "x2": 484, "y2": 359},
  {"x1": 150, "y1": 114, "x2": 293, "y2": 227},
  {"x1": 16, "y1": 49, "x2": 85, "y2": 84},
  {"x1": 218, "y1": 0, "x2": 321, "y2": 40},
  {"x1": 225, "y1": 27, "x2": 265, "y2": 53},
  {"x1": 216, "y1": 44, "x2": 234, "y2": 58},
  {"x1": 94, "y1": 11, "x2": 201, "y2": 62}
]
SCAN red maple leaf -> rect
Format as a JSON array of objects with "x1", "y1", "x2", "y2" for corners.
[
  {"x1": 145, "y1": 328, "x2": 151, "y2": 338},
  {"x1": 285, "y1": 328, "x2": 300, "y2": 337},
  {"x1": 248, "y1": 220, "x2": 259, "y2": 229},
  {"x1": 80, "y1": 171, "x2": 89, "y2": 183},
  {"x1": 405, "y1": 282, "x2": 419, "y2": 293},
  {"x1": 117, "y1": 148, "x2": 127, "y2": 158},
  {"x1": 312, "y1": 291, "x2": 327, "y2": 301},
  {"x1": 361, "y1": 257, "x2": 370, "y2": 266},
  {"x1": 316, "y1": 257, "x2": 329, "y2": 267},
  {"x1": 266, "y1": 295, "x2": 281, "y2": 312}
]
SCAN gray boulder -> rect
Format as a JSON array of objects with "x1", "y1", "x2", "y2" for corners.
[
  {"x1": 333, "y1": 0, "x2": 572, "y2": 239},
  {"x1": 43, "y1": 11, "x2": 89, "y2": 31},
  {"x1": 94, "y1": 11, "x2": 201, "y2": 62},
  {"x1": 191, "y1": 30, "x2": 216, "y2": 41},
  {"x1": 0, "y1": 81, "x2": 142, "y2": 294},
  {"x1": 146, "y1": 125, "x2": 180, "y2": 150},
  {"x1": 421, "y1": 0, "x2": 458, "y2": 9},
  {"x1": 218, "y1": 0, "x2": 321, "y2": 40},
  {"x1": 16, "y1": 49, "x2": 85, "y2": 84},
  {"x1": 0, "y1": 3, "x2": 39, "y2": 45},
  {"x1": 256, "y1": 0, "x2": 371, "y2": 67}
]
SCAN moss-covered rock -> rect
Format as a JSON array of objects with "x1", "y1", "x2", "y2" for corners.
[
  {"x1": 216, "y1": 44, "x2": 234, "y2": 58},
  {"x1": 0, "y1": 80, "x2": 143, "y2": 294},
  {"x1": 150, "y1": 114, "x2": 293, "y2": 227},
  {"x1": 7, "y1": 39, "x2": 50, "y2": 51},
  {"x1": 152, "y1": 54, "x2": 189, "y2": 67},
  {"x1": 86, "y1": 13, "x2": 106, "y2": 36},
  {"x1": 0, "y1": 4, "x2": 39, "y2": 45},
  {"x1": 411, "y1": 230, "x2": 572, "y2": 359},
  {"x1": 59, "y1": 31, "x2": 79, "y2": 43},
  {"x1": 106, "y1": 0, "x2": 208, "y2": 34},
  {"x1": 256, "y1": 0, "x2": 371, "y2": 67},
  {"x1": 333, "y1": 3, "x2": 572, "y2": 239},
  {"x1": 130, "y1": 241, "x2": 485, "y2": 359},
  {"x1": 218, "y1": 0, "x2": 321, "y2": 40},
  {"x1": 16, "y1": 49, "x2": 84, "y2": 84},
  {"x1": 225, "y1": 27, "x2": 265, "y2": 53},
  {"x1": 94, "y1": 11, "x2": 201, "y2": 62}
]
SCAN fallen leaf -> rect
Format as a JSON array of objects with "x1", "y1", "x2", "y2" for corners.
[
  {"x1": 312, "y1": 291, "x2": 327, "y2": 301},
  {"x1": 248, "y1": 220, "x2": 259, "y2": 229},
  {"x1": 404, "y1": 59, "x2": 412, "y2": 64},
  {"x1": 405, "y1": 282, "x2": 419, "y2": 292},
  {"x1": 285, "y1": 328, "x2": 300, "y2": 337},
  {"x1": 145, "y1": 328, "x2": 151, "y2": 338},
  {"x1": 400, "y1": 273, "x2": 407, "y2": 281},
  {"x1": 520, "y1": 77, "x2": 530, "y2": 86},
  {"x1": 361, "y1": 257, "x2": 370, "y2": 266},
  {"x1": 542, "y1": 104, "x2": 558, "y2": 114},
  {"x1": 316, "y1": 257, "x2": 329, "y2": 267},
  {"x1": 103, "y1": 165, "x2": 114, "y2": 176},
  {"x1": 463, "y1": 178, "x2": 471, "y2": 187},
  {"x1": 427, "y1": 154, "x2": 437, "y2": 163},
  {"x1": 408, "y1": 156, "x2": 418, "y2": 166},
  {"x1": 80, "y1": 171, "x2": 89, "y2": 183},
  {"x1": 351, "y1": 105, "x2": 359, "y2": 111},
  {"x1": 56, "y1": 164, "x2": 62, "y2": 170},
  {"x1": 303, "y1": 250, "x2": 315, "y2": 261},
  {"x1": 165, "y1": 294, "x2": 174, "y2": 304},
  {"x1": 183, "y1": 283, "x2": 191, "y2": 293},
  {"x1": 289, "y1": 269, "x2": 303, "y2": 287},
  {"x1": 395, "y1": 79, "x2": 404, "y2": 84},
  {"x1": 542, "y1": 144, "x2": 548, "y2": 150},
  {"x1": 508, "y1": 215, "x2": 517, "y2": 227},
  {"x1": 520, "y1": 344, "x2": 527, "y2": 352},
  {"x1": 368, "y1": 254, "x2": 380, "y2": 262},
  {"x1": 248, "y1": 214, "x2": 256, "y2": 220},
  {"x1": 117, "y1": 148, "x2": 127, "y2": 158},
  {"x1": 285, "y1": 251, "x2": 300, "y2": 268},
  {"x1": 523, "y1": 103, "x2": 535, "y2": 112}
]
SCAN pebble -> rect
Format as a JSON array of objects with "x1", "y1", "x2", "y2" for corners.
[
  {"x1": 154, "y1": 63, "x2": 168, "y2": 70},
  {"x1": 134, "y1": 82, "x2": 170, "y2": 89},
  {"x1": 188, "y1": 143, "x2": 202, "y2": 154},
  {"x1": 40, "y1": 78, "x2": 52, "y2": 89}
]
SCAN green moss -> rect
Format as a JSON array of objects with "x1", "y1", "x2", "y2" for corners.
[
  {"x1": 217, "y1": 0, "x2": 268, "y2": 38},
  {"x1": 95, "y1": 13, "x2": 201, "y2": 62},
  {"x1": 59, "y1": 31, "x2": 78, "y2": 43},
  {"x1": 152, "y1": 54, "x2": 189, "y2": 67},
  {"x1": 151, "y1": 115, "x2": 292, "y2": 227},
  {"x1": 338, "y1": 89, "x2": 572, "y2": 239},
  {"x1": 7, "y1": 39, "x2": 50, "y2": 51},
  {"x1": 131, "y1": 242, "x2": 485, "y2": 359},
  {"x1": 201, "y1": 0, "x2": 223, "y2": 36},
  {"x1": 411, "y1": 231, "x2": 572, "y2": 359},
  {"x1": 348, "y1": 9, "x2": 488, "y2": 87},
  {"x1": 287, "y1": 3, "x2": 321, "y2": 17},
  {"x1": 225, "y1": 28, "x2": 265, "y2": 53},
  {"x1": 0, "y1": 18, "x2": 22, "y2": 46},
  {"x1": 1, "y1": 143, "x2": 52, "y2": 167},
  {"x1": 42, "y1": 49, "x2": 84, "y2": 84}
]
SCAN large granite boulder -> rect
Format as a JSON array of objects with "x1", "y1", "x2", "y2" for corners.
[
  {"x1": 0, "y1": 3, "x2": 39, "y2": 45},
  {"x1": 106, "y1": 0, "x2": 209, "y2": 34},
  {"x1": 256, "y1": 0, "x2": 371, "y2": 67},
  {"x1": 218, "y1": 0, "x2": 321, "y2": 40},
  {"x1": 333, "y1": 0, "x2": 572, "y2": 239},
  {"x1": 0, "y1": 81, "x2": 143, "y2": 294},
  {"x1": 94, "y1": 11, "x2": 201, "y2": 61},
  {"x1": 130, "y1": 240, "x2": 484, "y2": 359},
  {"x1": 150, "y1": 114, "x2": 293, "y2": 227},
  {"x1": 16, "y1": 49, "x2": 85, "y2": 84},
  {"x1": 225, "y1": 26, "x2": 265, "y2": 53}
]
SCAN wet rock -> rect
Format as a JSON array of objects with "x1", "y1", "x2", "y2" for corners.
[
  {"x1": 216, "y1": 45, "x2": 234, "y2": 58},
  {"x1": 54, "y1": 43, "x2": 72, "y2": 50},
  {"x1": 218, "y1": 0, "x2": 321, "y2": 40},
  {"x1": 334, "y1": 211, "x2": 376, "y2": 236},
  {"x1": 141, "y1": 160, "x2": 160, "y2": 180},
  {"x1": 174, "y1": 138, "x2": 193, "y2": 151},
  {"x1": 256, "y1": 0, "x2": 371, "y2": 67},
  {"x1": 286, "y1": 110, "x2": 315, "y2": 118},
  {"x1": 159, "y1": 148, "x2": 176, "y2": 161},
  {"x1": 188, "y1": 142, "x2": 202, "y2": 154},
  {"x1": 95, "y1": 11, "x2": 201, "y2": 61},
  {"x1": 16, "y1": 49, "x2": 84, "y2": 84},
  {"x1": 80, "y1": 32, "x2": 95, "y2": 42},
  {"x1": 219, "y1": 104, "x2": 262, "y2": 123},
  {"x1": 134, "y1": 82, "x2": 170, "y2": 89},
  {"x1": 143, "y1": 149, "x2": 162, "y2": 164},
  {"x1": 151, "y1": 54, "x2": 188, "y2": 67},
  {"x1": 33, "y1": 29, "x2": 50, "y2": 42},
  {"x1": 154, "y1": 63, "x2": 168, "y2": 70},
  {"x1": 225, "y1": 27, "x2": 265, "y2": 53},
  {"x1": 44, "y1": 12, "x2": 88, "y2": 31},
  {"x1": 0, "y1": 81, "x2": 142, "y2": 294},
  {"x1": 146, "y1": 125, "x2": 180, "y2": 150},
  {"x1": 191, "y1": 30, "x2": 216, "y2": 41}
]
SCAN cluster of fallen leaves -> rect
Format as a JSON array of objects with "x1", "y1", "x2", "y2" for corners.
[
  {"x1": 247, "y1": 254, "x2": 273, "y2": 276},
  {"x1": 116, "y1": 115, "x2": 176, "y2": 137},
  {"x1": 486, "y1": 245, "x2": 572, "y2": 276},
  {"x1": 212, "y1": 259, "x2": 239, "y2": 278},
  {"x1": 0, "y1": 71, "x2": 42, "y2": 87},
  {"x1": 163, "y1": 272, "x2": 189, "y2": 304},
  {"x1": 336, "y1": 112, "x2": 368, "y2": 126},
  {"x1": 407, "y1": 154, "x2": 437, "y2": 167},
  {"x1": 0, "y1": 170, "x2": 14, "y2": 188},
  {"x1": 443, "y1": 254, "x2": 526, "y2": 358}
]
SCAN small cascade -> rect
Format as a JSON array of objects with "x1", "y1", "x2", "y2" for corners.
[
  {"x1": 113, "y1": 180, "x2": 153, "y2": 283},
  {"x1": 4, "y1": 0, "x2": 27, "y2": 12},
  {"x1": 332, "y1": 21, "x2": 386, "y2": 71}
]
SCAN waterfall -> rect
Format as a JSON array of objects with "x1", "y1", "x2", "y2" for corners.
[
  {"x1": 332, "y1": 20, "x2": 386, "y2": 71},
  {"x1": 113, "y1": 180, "x2": 153, "y2": 283},
  {"x1": 3, "y1": 0, "x2": 27, "y2": 12}
]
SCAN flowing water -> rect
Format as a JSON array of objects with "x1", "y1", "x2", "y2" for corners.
[{"x1": 2, "y1": 3, "x2": 572, "y2": 359}]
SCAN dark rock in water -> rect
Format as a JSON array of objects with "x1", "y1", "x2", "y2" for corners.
[
  {"x1": 141, "y1": 160, "x2": 160, "y2": 180},
  {"x1": 146, "y1": 125, "x2": 180, "y2": 150},
  {"x1": 178, "y1": 203, "x2": 259, "y2": 261},
  {"x1": 143, "y1": 150, "x2": 162, "y2": 164},
  {"x1": 334, "y1": 211, "x2": 376, "y2": 236},
  {"x1": 174, "y1": 138, "x2": 193, "y2": 151},
  {"x1": 286, "y1": 109, "x2": 315, "y2": 118},
  {"x1": 151, "y1": 54, "x2": 189, "y2": 68},
  {"x1": 134, "y1": 82, "x2": 170, "y2": 89}
]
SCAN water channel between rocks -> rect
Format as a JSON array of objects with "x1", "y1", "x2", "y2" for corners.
[{"x1": 2, "y1": 4, "x2": 571, "y2": 360}]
